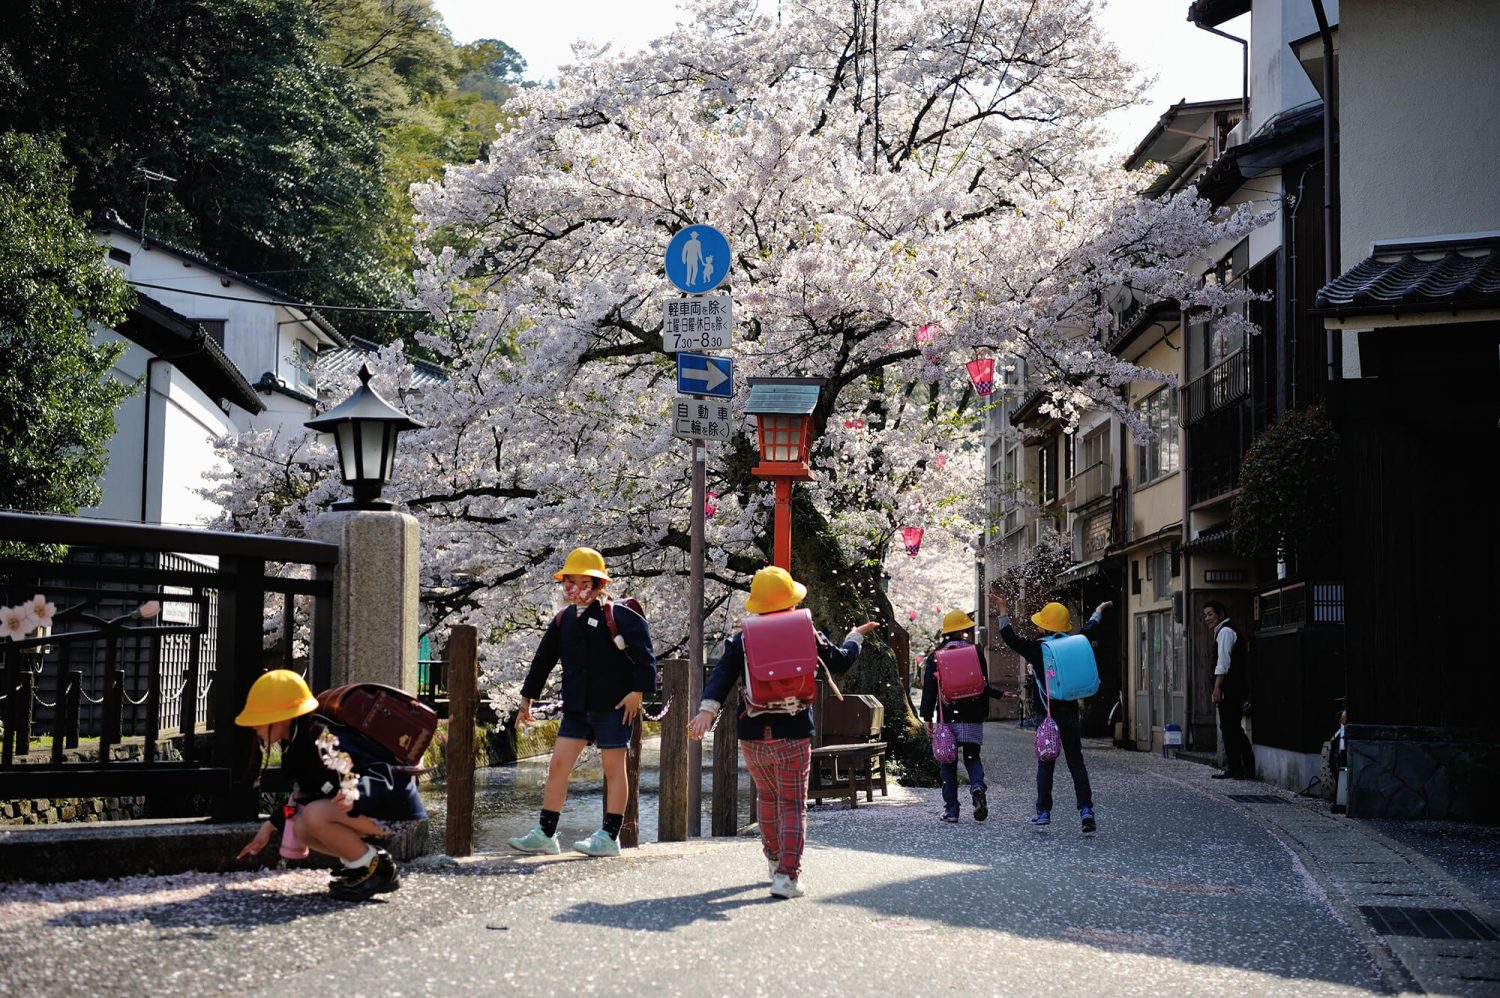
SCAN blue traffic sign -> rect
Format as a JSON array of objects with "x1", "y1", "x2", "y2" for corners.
[
  {"x1": 676, "y1": 352, "x2": 734, "y2": 399},
  {"x1": 665, "y1": 225, "x2": 731, "y2": 294}
]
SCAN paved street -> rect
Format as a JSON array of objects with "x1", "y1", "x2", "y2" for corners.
[{"x1": 2, "y1": 725, "x2": 1496, "y2": 997}]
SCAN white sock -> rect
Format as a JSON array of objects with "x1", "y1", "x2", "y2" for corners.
[{"x1": 342, "y1": 844, "x2": 378, "y2": 869}]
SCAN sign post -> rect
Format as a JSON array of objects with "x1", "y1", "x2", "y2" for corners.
[{"x1": 665, "y1": 225, "x2": 734, "y2": 837}]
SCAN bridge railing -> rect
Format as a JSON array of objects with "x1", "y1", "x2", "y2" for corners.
[{"x1": 0, "y1": 512, "x2": 337, "y2": 819}]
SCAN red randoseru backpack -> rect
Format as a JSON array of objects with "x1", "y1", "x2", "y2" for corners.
[{"x1": 740, "y1": 608, "x2": 819, "y2": 716}]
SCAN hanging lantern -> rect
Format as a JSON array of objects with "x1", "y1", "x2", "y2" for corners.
[
  {"x1": 965, "y1": 357, "x2": 996, "y2": 396},
  {"x1": 933, "y1": 453, "x2": 948, "y2": 469},
  {"x1": 704, "y1": 491, "x2": 719, "y2": 518},
  {"x1": 842, "y1": 418, "x2": 866, "y2": 430},
  {"x1": 901, "y1": 526, "x2": 925, "y2": 556},
  {"x1": 907, "y1": 610, "x2": 918, "y2": 621},
  {"x1": 915, "y1": 323, "x2": 938, "y2": 345}
]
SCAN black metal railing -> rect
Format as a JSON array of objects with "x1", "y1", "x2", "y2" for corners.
[
  {"x1": 0, "y1": 512, "x2": 337, "y2": 818},
  {"x1": 1181, "y1": 349, "x2": 1250, "y2": 426}
]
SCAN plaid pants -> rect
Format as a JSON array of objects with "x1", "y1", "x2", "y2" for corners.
[{"x1": 740, "y1": 734, "x2": 812, "y2": 879}]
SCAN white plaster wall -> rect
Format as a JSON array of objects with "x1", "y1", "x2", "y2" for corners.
[
  {"x1": 81, "y1": 330, "x2": 231, "y2": 526},
  {"x1": 1339, "y1": 0, "x2": 1500, "y2": 263},
  {"x1": 1248, "y1": 0, "x2": 1329, "y2": 134}
]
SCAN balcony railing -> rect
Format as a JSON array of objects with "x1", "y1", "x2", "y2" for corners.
[
  {"x1": 1067, "y1": 460, "x2": 1113, "y2": 507},
  {"x1": 1181, "y1": 349, "x2": 1250, "y2": 426}
]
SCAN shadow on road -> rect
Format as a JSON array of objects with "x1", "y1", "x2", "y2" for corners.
[{"x1": 553, "y1": 881, "x2": 779, "y2": 931}]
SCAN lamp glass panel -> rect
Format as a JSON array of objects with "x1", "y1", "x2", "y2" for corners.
[
  {"x1": 358, "y1": 421, "x2": 389, "y2": 484},
  {"x1": 380, "y1": 424, "x2": 400, "y2": 481},
  {"x1": 334, "y1": 423, "x2": 359, "y2": 482}
]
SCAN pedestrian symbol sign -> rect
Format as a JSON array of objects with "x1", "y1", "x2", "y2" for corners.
[
  {"x1": 665, "y1": 225, "x2": 731, "y2": 294},
  {"x1": 676, "y1": 352, "x2": 733, "y2": 399}
]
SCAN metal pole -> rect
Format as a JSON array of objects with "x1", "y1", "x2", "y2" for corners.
[{"x1": 688, "y1": 440, "x2": 706, "y2": 835}]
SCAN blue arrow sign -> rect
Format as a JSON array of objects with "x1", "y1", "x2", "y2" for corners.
[
  {"x1": 665, "y1": 225, "x2": 731, "y2": 294},
  {"x1": 676, "y1": 352, "x2": 734, "y2": 399}
]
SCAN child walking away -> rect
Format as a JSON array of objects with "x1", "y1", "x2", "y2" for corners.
[
  {"x1": 233, "y1": 670, "x2": 427, "y2": 902},
  {"x1": 991, "y1": 593, "x2": 1113, "y2": 835},
  {"x1": 687, "y1": 567, "x2": 879, "y2": 899},
  {"x1": 510, "y1": 547, "x2": 657, "y2": 858},
  {"x1": 919, "y1": 610, "x2": 1011, "y2": 823}
]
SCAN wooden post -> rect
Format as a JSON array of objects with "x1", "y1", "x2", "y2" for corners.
[
  {"x1": 710, "y1": 682, "x2": 739, "y2": 836},
  {"x1": 16, "y1": 669, "x2": 34, "y2": 757},
  {"x1": 657, "y1": 657, "x2": 690, "y2": 842},
  {"x1": 621, "y1": 716, "x2": 643, "y2": 848},
  {"x1": 443, "y1": 624, "x2": 478, "y2": 858}
]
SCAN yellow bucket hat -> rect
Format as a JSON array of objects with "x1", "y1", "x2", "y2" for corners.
[
  {"x1": 941, "y1": 609, "x2": 977, "y2": 634},
  {"x1": 744, "y1": 566, "x2": 808, "y2": 614},
  {"x1": 234, "y1": 670, "x2": 319, "y2": 727},
  {"x1": 554, "y1": 547, "x2": 611, "y2": 581},
  {"x1": 1031, "y1": 601, "x2": 1071, "y2": 633}
]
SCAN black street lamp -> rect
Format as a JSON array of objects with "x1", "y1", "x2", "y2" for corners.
[{"x1": 305, "y1": 364, "x2": 425, "y2": 511}]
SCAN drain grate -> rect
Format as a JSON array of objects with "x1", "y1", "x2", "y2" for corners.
[
  {"x1": 1227, "y1": 794, "x2": 1292, "y2": 804},
  {"x1": 1360, "y1": 905, "x2": 1499, "y2": 941}
]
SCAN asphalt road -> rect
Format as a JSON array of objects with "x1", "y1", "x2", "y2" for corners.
[{"x1": 2, "y1": 724, "x2": 1495, "y2": 997}]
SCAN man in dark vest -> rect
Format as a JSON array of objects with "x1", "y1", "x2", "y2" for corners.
[{"x1": 1203, "y1": 601, "x2": 1255, "y2": 780}]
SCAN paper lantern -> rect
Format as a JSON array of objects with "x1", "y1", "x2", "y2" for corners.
[
  {"x1": 916, "y1": 323, "x2": 938, "y2": 345},
  {"x1": 704, "y1": 491, "x2": 718, "y2": 518},
  {"x1": 965, "y1": 357, "x2": 996, "y2": 396},
  {"x1": 901, "y1": 526, "x2": 925, "y2": 556}
]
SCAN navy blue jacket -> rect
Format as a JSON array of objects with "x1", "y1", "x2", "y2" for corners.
[
  {"x1": 702, "y1": 621, "x2": 862, "y2": 741},
  {"x1": 521, "y1": 599, "x2": 657, "y2": 712},
  {"x1": 272, "y1": 714, "x2": 427, "y2": 830},
  {"x1": 997, "y1": 612, "x2": 1101, "y2": 703}
]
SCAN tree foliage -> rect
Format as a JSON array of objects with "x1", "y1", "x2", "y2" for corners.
[
  {"x1": 1232, "y1": 403, "x2": 1341, "y2": 563},
  {"x1": 0, "y1": 0, "x2": 522, "y2": 341},
  {"x1": 210, "y1": 0, "x2": 1262, "y2": 718},
  {"x1": 0, "y1": 133, "x2": 137, "y2": 536}
]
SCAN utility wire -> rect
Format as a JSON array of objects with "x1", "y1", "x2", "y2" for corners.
[{"x1": 127, "y1": 280, "x2": 475, "y2": 315}]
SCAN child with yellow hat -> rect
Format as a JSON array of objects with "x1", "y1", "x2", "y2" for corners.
[
  {"x1": 233, "y1": 670, "x2": 426, "y2": 901},
  {"x1": 990, "y1": 592, "x2": 1112, "y2": 834},
  {"x1": 687, "y1": 566, "x2": 880, "y2": 899},
  {"x1": 918, "y1": 609, "x2": 1011, "y2": 823},
  {"x1": 509, "y1": 547, "x2": 657, "y2": 858}
]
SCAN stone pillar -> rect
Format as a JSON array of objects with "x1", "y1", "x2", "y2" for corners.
[{"x1": 308, "y1": 509, "x2": 420, "y2": 692}]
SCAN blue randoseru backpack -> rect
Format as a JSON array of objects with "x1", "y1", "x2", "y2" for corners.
[{"x1": 1040, "y1": 633, "x2": 1100, "y2": 701}]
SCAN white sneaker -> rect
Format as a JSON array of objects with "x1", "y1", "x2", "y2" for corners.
[
  {"x1": 767, "y1": 859, "x2": 779, "y2": 881},
  {"x1": 770, "y1": 872, "x2": 804, "y2": 899}
]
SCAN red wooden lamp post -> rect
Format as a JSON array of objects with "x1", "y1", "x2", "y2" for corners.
[{"x1": 745, "y1": 377, "x2": 825, "y2": 570}]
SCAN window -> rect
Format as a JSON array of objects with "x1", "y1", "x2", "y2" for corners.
[
  {"x1": 294, "y1": 340, "x2": 317, "y2": 389},
  {"x1": 108, "y1": 247, "x2": 132, "y2": 265},
  {"x1": 1150, "y1": 550, "x2": 1172, "y2": 601},
  {"x1": 190, "y1": 319, "x2": 226, "y2": 348},
  {"x1": 1189, "y1": 241, "x2": 1249, "y2": 377},
  {"x1": 1081, "y1": 426, "x2": 1107, "y2": 470},
  {"x1": 1001, "y1": 441, "x2": 1021, "y2": 535},
  {"x1": 1039, "y1": 438, "x2": 1058, "y2": 504},
  {"x1": 1136, "y1": 388, "x2": 1179, "y2": 485}
]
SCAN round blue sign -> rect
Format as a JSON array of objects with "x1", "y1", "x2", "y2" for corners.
[{"x1": 664, "y1": 224, "x2": 731, "y2": 294}]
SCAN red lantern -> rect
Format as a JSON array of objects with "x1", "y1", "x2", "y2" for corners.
[
  {"x1": 965, "y1": 357, "x2": 996, "y2": 396},
  {"x1": 933, "y1": 453, "x2": 948, "y2": 469},
  {"x1": 842, "y1": 418, "x2": 866, "y2": 430},
  {"x1": 901, "y1": 526, "x2": 924, "y2": 556},
  {"x1": 916, "y1": 323, "x2": 938, "y2": 345},
  {"x1": 704, "y1": 491, "x2": 718, "y2": 518},
  {"x1": 907, "y1": 610, "x2": 918, "y2": 620}
]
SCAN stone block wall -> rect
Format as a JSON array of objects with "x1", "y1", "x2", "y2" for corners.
[{"x1": 1347, "y1": 724, "x2": 1500, "y2": 822}]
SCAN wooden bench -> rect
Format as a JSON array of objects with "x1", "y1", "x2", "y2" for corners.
[{"x1": 808, "y1": 742, "x2": 888, "y2": 808}]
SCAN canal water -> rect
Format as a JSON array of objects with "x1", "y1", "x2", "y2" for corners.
[{"x1": 422, "y1": 736, "x2": 757, "y2": 851}]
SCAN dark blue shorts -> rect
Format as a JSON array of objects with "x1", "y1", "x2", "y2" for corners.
[{"x1": 557, "y1": 708, "x2": 633, "y2": 749}]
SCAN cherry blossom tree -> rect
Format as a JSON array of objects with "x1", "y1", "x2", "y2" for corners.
[{"x1": 209, "y1": 0, "x2": 1261, "y2": 717}]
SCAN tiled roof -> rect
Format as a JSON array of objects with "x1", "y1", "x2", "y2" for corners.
[
  {"x1": 1314, "y1": 236, "x2": 1500, "y2": 316},
  {"x1": 318, "y1": 336, "x2": 448, "y2": 390},
  {"x1": 1183, "y1": 523, "x2": 1234, "y2": 554},
  {"x1": 744, "y1": 378, "x2": 824, "y2": 415},
  {"x1": 125, "y1": 294, "x2": 265, "y2": 414}
]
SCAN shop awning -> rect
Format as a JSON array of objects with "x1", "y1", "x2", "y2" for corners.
[{"x1": 1055, "y1": 557, "x2": 1106, "y2": 586}]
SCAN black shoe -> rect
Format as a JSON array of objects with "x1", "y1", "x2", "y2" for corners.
[
  {"x1": 971, "y1": 788, "x2": 989, "y2": 822},
  {"x1": 1080, "y1": 807, "x2": 1097, "y2": 834},
  {"x1": 328, "y1": 849, "x2": 400, "y2": 902}
]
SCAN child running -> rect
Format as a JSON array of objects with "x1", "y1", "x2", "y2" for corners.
[
  {"x1": 234, "y1": 669, "x2": 426, "y2": 902},
  {"x1": 919, "y1": 609, "x2": 1010, "y2": 823},
  {"x1": 509, "y1": 547, "x2": 657, "y2": 858},
  {"x1": 687, "y1": 566, "x2": 880, "y2": 899}
]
